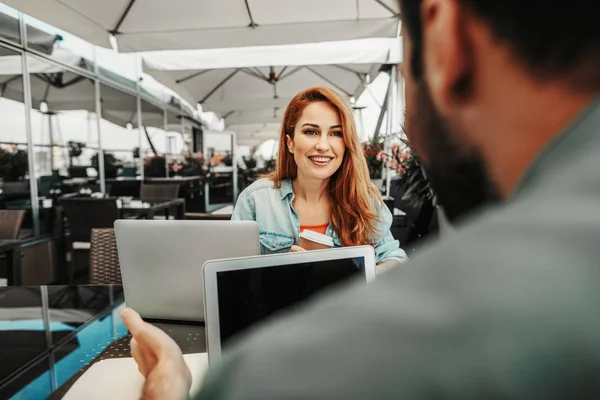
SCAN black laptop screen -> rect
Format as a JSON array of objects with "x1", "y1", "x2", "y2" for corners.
[{"x1": 216, "y1": 257, "x2": 365, "y2": 347}]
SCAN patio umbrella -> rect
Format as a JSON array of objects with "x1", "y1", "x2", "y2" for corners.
[
  {"x1": 4, "y1": 0, "x2": 400, "y2": 52},
  {"x1": 232, "y1": 123, "x2": 280, "y2": 147},
  {"x1": 0, "y1": 12, "x2": 61, "y2": 55},
  {"x1": 0, "y1": 48, "x2": 189, "y2": 128},
  {"x1": 143, "y1": 37, "x2": 401, "y2": 144}
]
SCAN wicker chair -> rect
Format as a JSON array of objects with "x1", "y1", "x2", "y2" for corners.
[
  {"x1": 90, "y1": 228, "x2": 122, "y2": 284},
  {"x1": 0, "y1": 210, "x2": 25, "y2": 285},
  {"x1": 0, "y1": 210, "x2": 26, "y2": 239},
  {"x1": 60, "y1": 197, "x2": 120, "y2": 283},
  {"x1": 140, "y1": 183, "x2": 180, "y2": 202}
]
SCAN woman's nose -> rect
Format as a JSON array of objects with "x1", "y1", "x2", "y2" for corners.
[{"x1": 315, "y1": 135, "x2": 330, "y2": 151}]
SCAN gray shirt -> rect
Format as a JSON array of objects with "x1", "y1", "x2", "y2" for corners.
[{"x1": 196, "y1": 97, "x2": 600, "y2": 399}]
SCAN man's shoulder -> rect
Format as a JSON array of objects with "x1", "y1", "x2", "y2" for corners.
[
  {"x1": 199, "y1": 192, "x2": 600, "y2": 398},
  {"x1": 416, "y1": 190, "x2": 599, "y2": 270}
]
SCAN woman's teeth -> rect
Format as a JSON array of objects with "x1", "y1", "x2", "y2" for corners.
[{"x1": 310, "y1": 157, "x2": 331, "y2": 163}]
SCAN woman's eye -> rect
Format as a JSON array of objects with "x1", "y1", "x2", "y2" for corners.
[
  {"x1": 304, "y1": 129, "x2": 318, "y2": 135},
  {"x1": 331, "y1": 131, "x2": 343, "y2": 137}
]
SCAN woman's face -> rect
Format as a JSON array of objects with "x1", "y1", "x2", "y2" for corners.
[{"x1": 286, "y1": 101, "x2": 346, "y2": 181}]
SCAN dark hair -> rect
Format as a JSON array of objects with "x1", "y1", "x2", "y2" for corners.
[{"x1": 400, "y1": 0, "x2": 600, "y2": 90}]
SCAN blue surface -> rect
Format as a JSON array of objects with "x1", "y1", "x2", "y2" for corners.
[{"x1": 10, "y1": 315, "x2": 128, "y2": 400}]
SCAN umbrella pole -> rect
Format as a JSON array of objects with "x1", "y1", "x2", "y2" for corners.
[{"x1": 48, "y1": 113, "x2": 54, "y2": 172}]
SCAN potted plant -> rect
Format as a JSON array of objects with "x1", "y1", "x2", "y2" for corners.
[
  {"x1": 362, "y1": 138, "x2": 385, "y2": 189},
  {"x1": 243, "y1": 155, "x2": 257, "y2": 170},
  {"x1": 0, "y1": 146, "x2": 28, "y2": 182},
  {"x1": 378, "y1": 139, "x2": 436, "y2": 209},
  {"x1": 378, "y1": 136, "x2": 441, "y2": 245},
  {"x1": 180, "y1": 152, "x2": 207, "y2": 177},
  {"x1": 67, "y1": 141, "x2": 85, "y2": 158},
  {"x1": 91, "y1": 152, "x2": 123, "y2": 179},
  {"x1": 144, "y1": 155, "x2": 167, "y2": 178},
  {"x1": 223, "y1": 152, "x2": 233, "y2": 167},
  {"x1": 210, "y1": 152, "x2": 225, "y2": 167},
  {"x1": 264, "y1": 158, "x2": 276, "y2": 172}
]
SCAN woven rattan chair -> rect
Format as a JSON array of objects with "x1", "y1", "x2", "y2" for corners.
[
  {"x1": 0, "y1": 210, "x2": 25, "y2": 285},
  {"x1": 60, "y1": 197, "x2": 120, "y2": 283},
  {"x1": 90, "y1": 228, "x2": 122, "y2": 284}
]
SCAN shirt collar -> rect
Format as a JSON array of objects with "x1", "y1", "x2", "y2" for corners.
[
  {"x1": 514, "y1": 96, "x2": 600, "y2": 198},
  {"x1": 280, "y1": 178, "x2": 294, "y2": 200}
]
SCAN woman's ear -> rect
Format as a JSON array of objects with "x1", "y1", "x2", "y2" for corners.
[{"x1": 286, "y1": 135, "x2": 294, "y2": 153}]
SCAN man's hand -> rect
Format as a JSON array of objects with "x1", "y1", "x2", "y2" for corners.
[
  {"x1": 290, "y1": 245, "x2": 307, "y2": 252},
  {"x1": 121, "y1": 308, "x2": 192, "y2": 400}
]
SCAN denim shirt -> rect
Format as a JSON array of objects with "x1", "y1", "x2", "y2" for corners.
[{"x1": 232, "y1": 178, "x2": 408, "y2": 265}]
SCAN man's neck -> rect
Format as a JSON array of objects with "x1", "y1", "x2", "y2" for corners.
[
  {"x1": 473, "y1": 85, "x2": 594, "y2": 200},
  {"x1": 292, "y1": 175, "x2": 330, "y2": 204}
]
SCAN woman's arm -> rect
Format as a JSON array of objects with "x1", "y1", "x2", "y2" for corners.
[{"x1": 373, "y1": 203, "x2": 409, "y2": 268}]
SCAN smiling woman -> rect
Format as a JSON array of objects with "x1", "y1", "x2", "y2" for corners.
[
  {"x1": 288, "y1": 102, "x2": 345, "y2": 182},
  {"x1": 232, "y1": 87, "x2": 408, "y2": 266}
]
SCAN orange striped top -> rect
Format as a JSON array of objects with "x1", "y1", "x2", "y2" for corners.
[{"x1": 300, "y1": 223, "x2": 329, "y2": 235}]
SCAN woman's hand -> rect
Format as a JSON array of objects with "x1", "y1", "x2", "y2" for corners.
[{"x1": 290, "y1": 245, "x2": 307, "y2": 252}]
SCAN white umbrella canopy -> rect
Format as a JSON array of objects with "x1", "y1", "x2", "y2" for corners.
[
  {"x1": 143, "y1": 37, "x2": 401, "y2": 110},
  {"x1": 151, "y1": 64, "x2": 377, "y2": 117},
  {"x1": 0, "y1": 48, "x2": 190, "y2": 128},
  {"x1": 4, "y1": 0, "x2": 400, "y2": 52},
  {"x1": 225, "y1": 109, "x2": 283, "y2": 126},
  {"x1": 0, "y1": 12, "x2": 61, "y2": 55},
  {"x1": 230, "y1": 123, "x2": 281, "y2": 146},
  {"x1": 143, "y1": 38, "x2": 401, "y2": 144}
]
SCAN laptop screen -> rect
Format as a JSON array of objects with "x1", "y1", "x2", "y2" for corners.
[{"x1": 216, "y1": 256, "x2": 365, "y2": 347}]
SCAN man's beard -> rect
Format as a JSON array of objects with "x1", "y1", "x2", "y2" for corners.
[{"x1": 406, "y1": 80, "x2": 500, "y2": 224}]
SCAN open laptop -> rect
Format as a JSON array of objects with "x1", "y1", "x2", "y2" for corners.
[
  {"x1": 63, "y1": 246, "x2": 375, "y2": 399},
  {"x1": 114, "y1": 219, "x2": 260, "y2": 322},
  {"x1": 202, "y1": 246, "x2": 376, "y2": 362}
]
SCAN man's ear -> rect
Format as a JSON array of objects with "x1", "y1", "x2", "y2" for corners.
[
  {"x1": 421, "y1": 0, "x2": 473, "y2": 113},
  {"x1": 286, "y1": 135, "x2": 294, "y2": 153}
]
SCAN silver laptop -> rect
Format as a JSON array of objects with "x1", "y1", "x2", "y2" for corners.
[
  {"x1": 202, "y1": 246, "x2": 376, "y2": 362},
  {"x1": 114, "y1": 219, "x2": 260, "y2": 322}
]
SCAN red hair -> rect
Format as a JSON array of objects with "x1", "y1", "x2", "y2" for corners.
[{"x1": 267, "y1": 87, "x2": 382, "y2": 246}]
